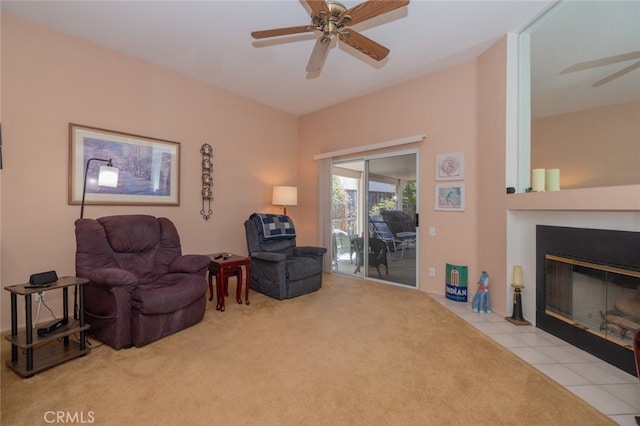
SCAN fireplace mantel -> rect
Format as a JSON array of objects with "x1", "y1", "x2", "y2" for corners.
[{"x1": 507, "y1": 184, "x2": 640, "y2": 211}]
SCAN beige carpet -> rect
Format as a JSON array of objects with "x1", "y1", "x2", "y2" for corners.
[{"x1": 2, "y1": 274, "x2": 613, "y2": 425}]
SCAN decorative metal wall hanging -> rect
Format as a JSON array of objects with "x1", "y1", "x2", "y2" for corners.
[{"x1": 200, "y1": 144, "x2": 213, "y2": 220}]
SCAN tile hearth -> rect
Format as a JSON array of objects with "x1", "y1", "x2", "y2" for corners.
[{"x1": 432, "y1": 294, "x2": 640, "y2": 426}]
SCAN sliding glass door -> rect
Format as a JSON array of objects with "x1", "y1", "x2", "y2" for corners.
[{"x1": 331, "y1": 151, "x2": 418, "y2": 287}]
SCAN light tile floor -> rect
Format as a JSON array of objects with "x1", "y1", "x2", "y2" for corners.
[{"x1": 432, "y1": 294, "x2": 640, "y2": 426}]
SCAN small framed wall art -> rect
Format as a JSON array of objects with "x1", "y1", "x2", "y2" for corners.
[
  {"x1": 435, "y1": 152, "x2": 465, "y2": 181},
  {"x1": 435, "y1": 183, "x2": 465, "y2": 212}
]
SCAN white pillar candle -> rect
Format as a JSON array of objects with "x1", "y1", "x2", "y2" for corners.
[
  {"x1": 546, "y1": 169, "x2": 560, "y2": 191},
  {"x1": 513, "y1": 265, "x2": 523, "y2": 286},
  {"x1": 532, "y1": 169, "x2": 545, "y2": 192}
]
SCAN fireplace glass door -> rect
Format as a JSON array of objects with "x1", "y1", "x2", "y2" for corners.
[{"x1": 545, "y1": 254, "x2": 640, "y2": 349}]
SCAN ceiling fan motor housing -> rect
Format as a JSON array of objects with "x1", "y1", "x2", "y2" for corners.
[
  {"x1": 314, "y1": 1, "x2": 347, "y2": 37},
  {"x1": 324, "y1": 1, "x2": 347, "y2": 19}
]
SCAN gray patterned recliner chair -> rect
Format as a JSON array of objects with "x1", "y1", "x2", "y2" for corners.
[{"x1": 244, "y1": 213, "x2": 326, "y2": 300}]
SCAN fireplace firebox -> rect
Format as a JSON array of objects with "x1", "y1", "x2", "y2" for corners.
[{"x1": 536, "y1": 225, "x2": 640, "y2": 376}]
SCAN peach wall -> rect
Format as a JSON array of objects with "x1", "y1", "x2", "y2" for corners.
[
  {"x1": 1, "y1": 12, "x2": 519, "y2": 331},
  {"x1": 0, "y1": 14, "x2": 299, "y2": 330},
  {"x1": 299, "y1": 60, "x2": 481, "y2": 296},
  {"x1": 532, "y1": 101, "x2": 640, "y2": 189},
  {"x1": 476, "y1": 37, "x2": 509, "y2": 315}
]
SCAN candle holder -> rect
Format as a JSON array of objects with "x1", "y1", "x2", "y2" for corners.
[{"x1": 506, "y1": 283, "x2": 531, "y2": 326}]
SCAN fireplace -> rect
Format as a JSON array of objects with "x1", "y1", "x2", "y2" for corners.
[{"x1": 536, "y1": 225, "x2": 640, "y2": 376}]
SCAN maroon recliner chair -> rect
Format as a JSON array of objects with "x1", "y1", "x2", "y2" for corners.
[{"x1": 75, "y1": 215, "x2": 210, "y2": 349}]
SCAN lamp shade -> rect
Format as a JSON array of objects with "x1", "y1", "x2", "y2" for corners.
[
  {"x1": 98, "y1": 165, "x2": 119, "y2": 188},
  {"x1": 272, "y1": 186, "x2": 297, "y2": 206},
  {"x1": 80, "y1": 158, "x2": 119, "y2": 219}
]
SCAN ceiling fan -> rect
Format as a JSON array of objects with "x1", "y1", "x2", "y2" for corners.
[
  {"x1": 251, "y1": 0, "x2": 410, "y2": 72},
  {"x1": 560, "y1": 50, "x2": 640, "y2": 88}
]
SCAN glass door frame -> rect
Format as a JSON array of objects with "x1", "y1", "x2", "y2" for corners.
[{"x1": 331, "y1": 148, "x2": 419, "y2": 288}]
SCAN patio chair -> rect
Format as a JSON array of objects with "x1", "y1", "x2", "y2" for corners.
[
  {"x1": 369, "y1": 215, "x2": 415, "y2": 260},
  {"x1": 352, "y1": 237, "x2": 389, "y2": 278}
]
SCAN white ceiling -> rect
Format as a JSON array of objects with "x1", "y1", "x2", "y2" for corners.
[{"x1": 2, "y1": 0, "x2": 556, "y2": 116}]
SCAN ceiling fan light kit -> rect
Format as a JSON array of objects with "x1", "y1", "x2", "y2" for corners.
[{"x1": 251, "y1": 0, "x2": 410, "y2": 72}]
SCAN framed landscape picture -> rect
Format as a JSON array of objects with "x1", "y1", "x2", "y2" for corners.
[
  {"x1": 69, "y1": 123, "x2": 180, "y2": 206},
  {"x1": 435, "y1": 183, "x2": 465, "y2": 212}
]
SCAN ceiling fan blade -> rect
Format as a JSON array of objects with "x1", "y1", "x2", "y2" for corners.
[
  {"x1": 339, "y1": 29, "x2": 389, "y2": 61},
  {"x1": 592, "y1": 61, "x2": 640, "y2": 87},
  {"x1": 341, "y1": 0, "x2": 409, "y2": 26},
  {"x1": 306, "y1": 0, "x2": 330, "y2": 18},
  {"x1": 561, "y1": 50, "x2": 640, "y2": 74},
  {"x1": 251, "y1": 26, "x2": 313, "y2": 39},
  {"x1": 306, "y1": 37, "x2": 332, "y2": 72}
]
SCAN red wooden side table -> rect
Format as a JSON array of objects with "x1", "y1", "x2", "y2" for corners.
[{"x1": 207, "y1": 253, "x2": 250, "y2": 312}]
